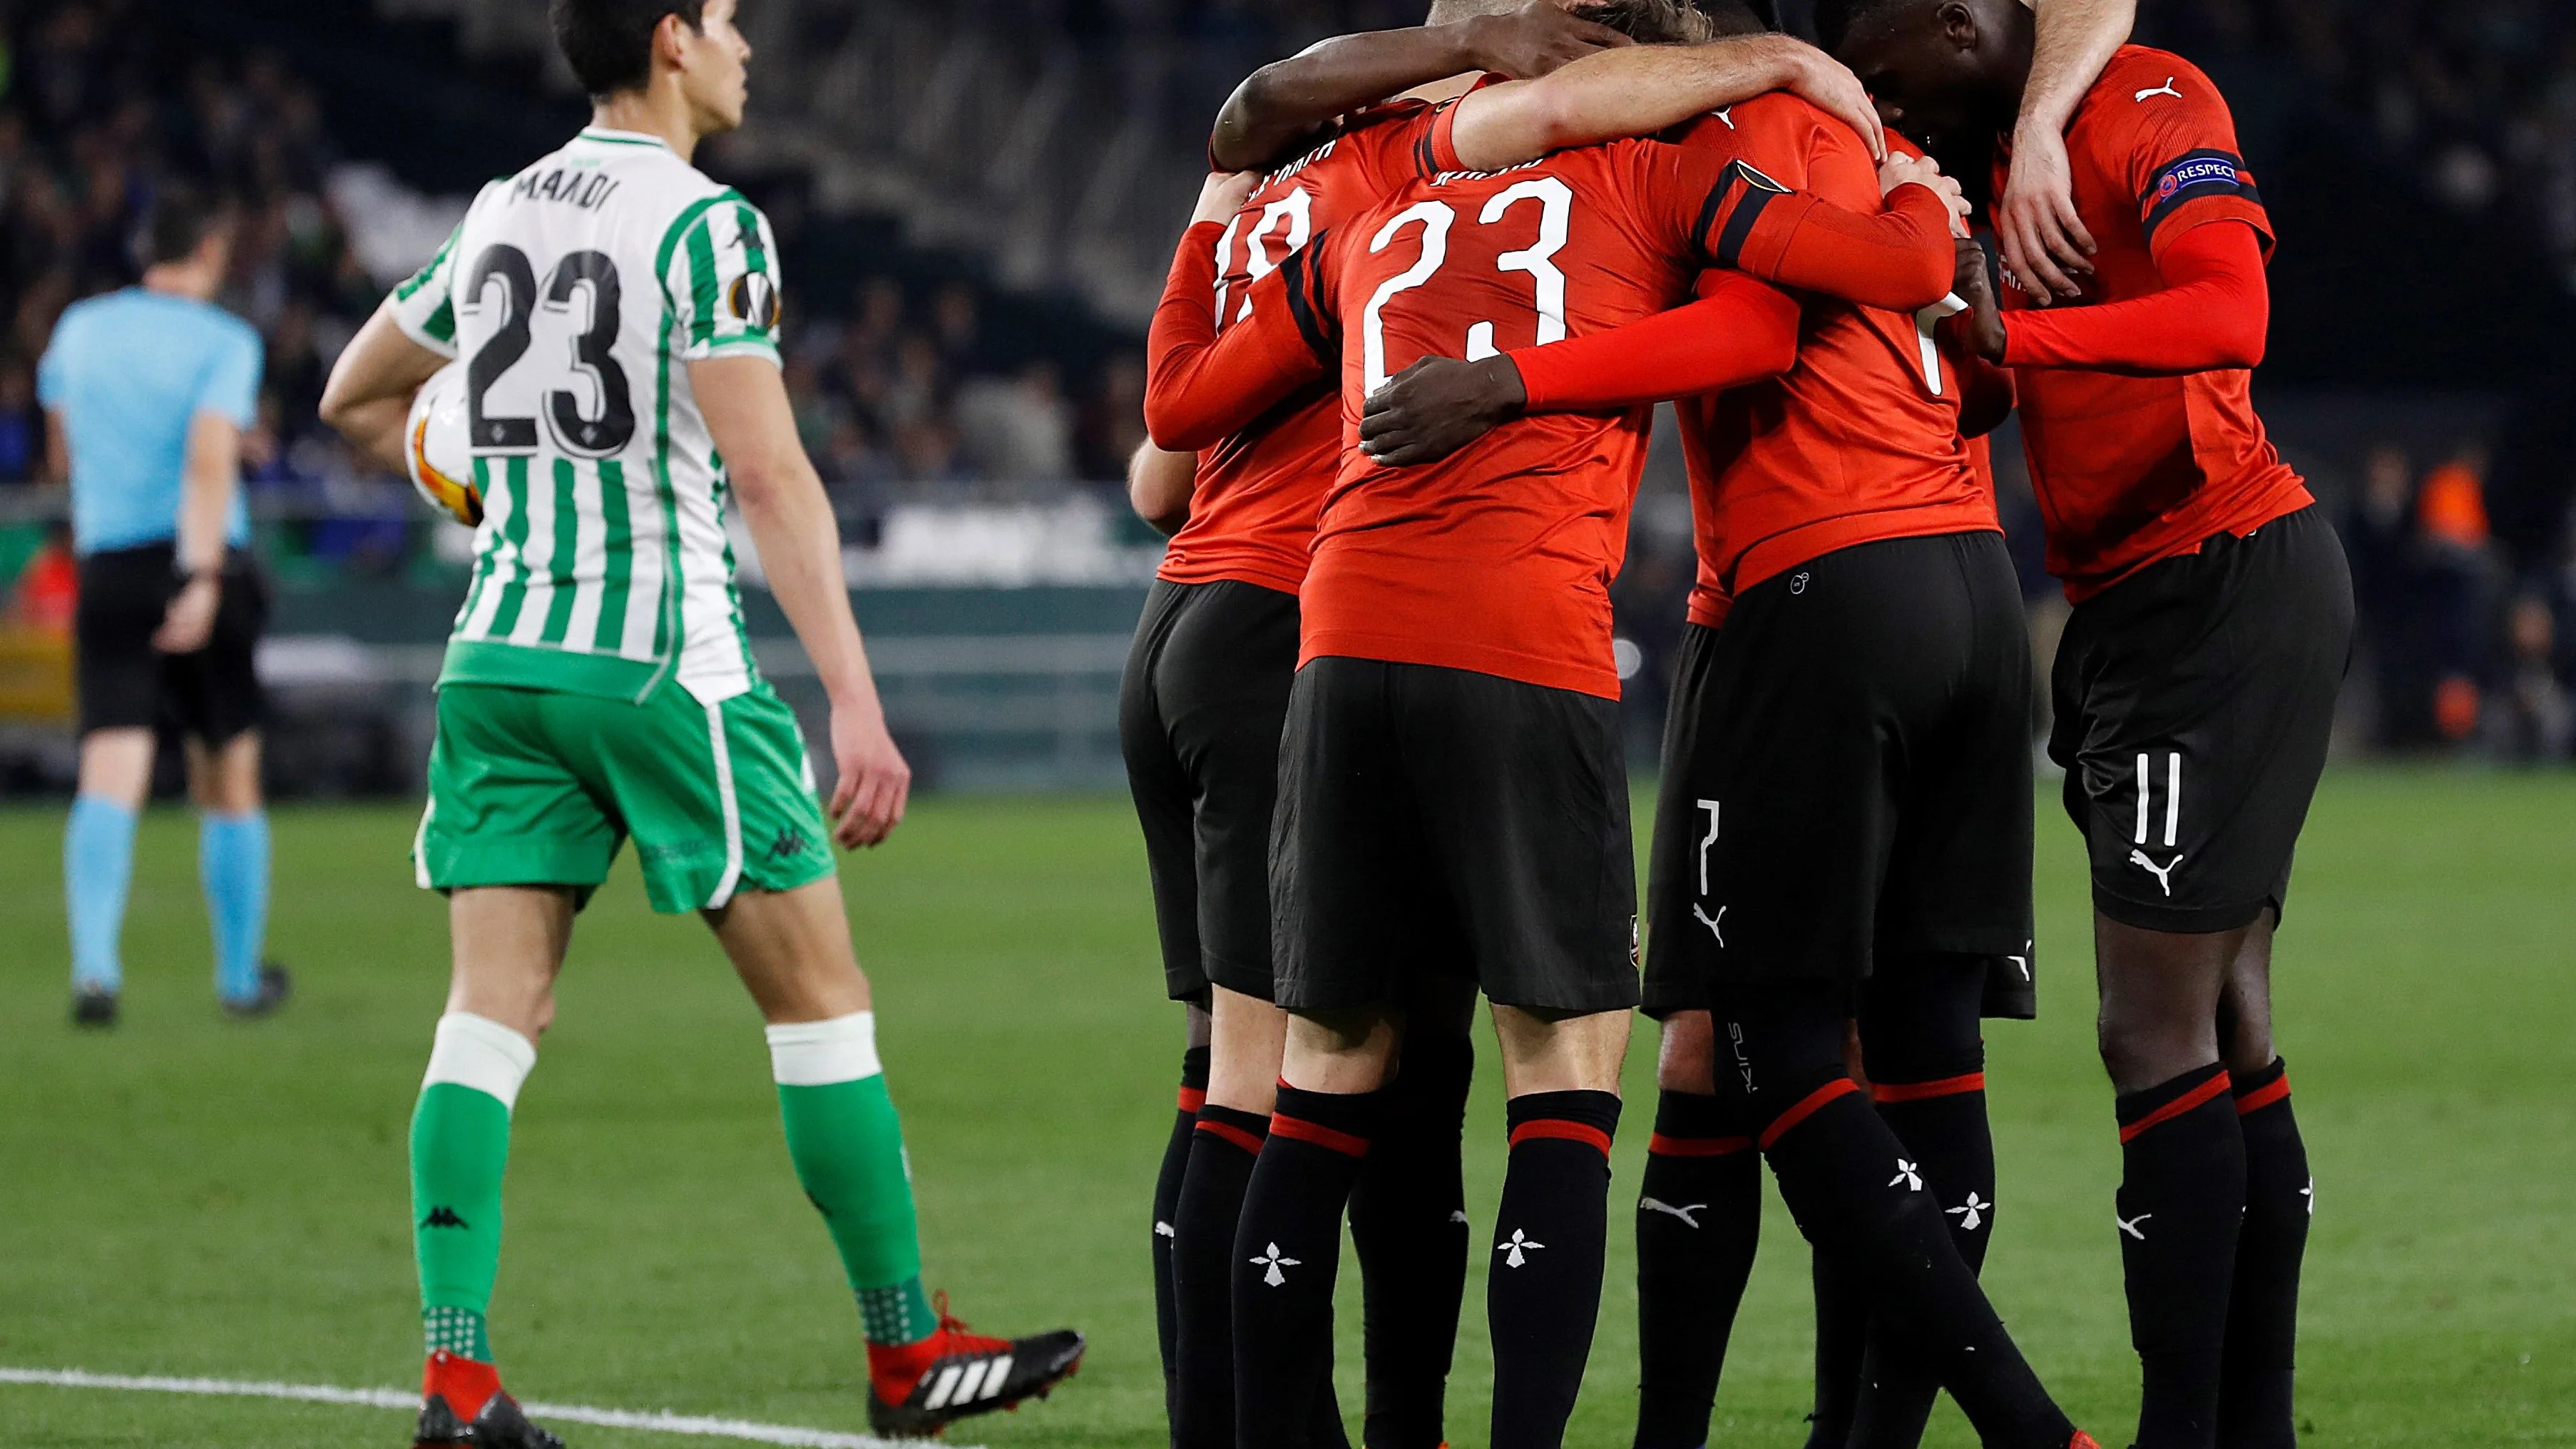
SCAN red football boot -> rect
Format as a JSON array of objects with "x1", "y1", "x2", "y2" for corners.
[
  {"x1": 412, "y1": 1350, "x2": 561, "y2": 1448},
  {"x1": 865, "y1": 1293, "x2": 1084, "y2": 1438}
]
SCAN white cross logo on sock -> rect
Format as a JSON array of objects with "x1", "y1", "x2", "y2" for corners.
[
  {"x1": 1250, "y1": 1241, "x2": 1300, "y2": 1287},
  {"x1": 1496, "y1": 1229, "x2": 1545, "y2": 1268},
  {"x1": 2301, "y1": 1177, "x2": 2315, "y2": 1215},
  {"x1": 1889, "y1": 1159, "x2": 1923, "y2": 1192},
  {"x1": 1948, "y1": 1192, "x2": 1991, "y2": 1232}
]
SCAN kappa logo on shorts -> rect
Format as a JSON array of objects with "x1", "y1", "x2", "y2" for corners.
[
  {"x1": 765, "y1": 826, "x2": 812, "y2": 861},
  {"x1": 419, "y1": 1206, "x2": 470, "y2": 1230}
]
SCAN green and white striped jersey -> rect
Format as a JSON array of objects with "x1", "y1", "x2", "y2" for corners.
[{"x1": 392, "y1": 126, "x2": 784, "y2": 706}]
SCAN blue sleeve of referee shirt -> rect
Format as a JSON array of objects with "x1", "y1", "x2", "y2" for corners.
[{"x1": 199, "y1": 322, "x2": 263, "y2": 429}]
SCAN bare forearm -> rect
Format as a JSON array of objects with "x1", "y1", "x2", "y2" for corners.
[
  {"x1": 1128, "y1": 441, "x2": 1197, "y2": 536},
  {"x1": 176, "y1": 416, "x2": 240, "y2": 573},
  {"x1": 737, "y1": 465, "x2": 881, "y2": 712},
  {"x1": 320, "y1": 301, "x2": 446, "y2": 470},
  {"x1": 1214, "y1": 26, "x2": 1478, "y2": 171},
  {"x1": 2018, "y1": 0, "x2": 2133, "y2": 135},
  {"x1": 336, "y1": 395, "x2": 413, "y2": 475}
]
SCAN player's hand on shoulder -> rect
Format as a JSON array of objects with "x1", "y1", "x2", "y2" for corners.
[
  {"x1": 827, "y1": 703, "x2": 912, "y2": 849},
  {"x1": 1880, "y1": 151, "x2": 1971, "y2": 235},
  {"x1": 1762, "y1": 36, "x2": 1885, "y2": 161},
  {"x1": 1997, "y1": 123, "x2": 2095, "y2": 305},
  {"x1": 1359, "y1": 354, "x2": 1526, "y2": 469},
  {"x1": 1192, "y1": 170, "x2": 1259, "y2": 227},
  {"x1": 1951, "y1": 237, "x2": 2008, "y2": 362},
  {"x1": 153, "y1": 575, "x2": 220, "y2": 655},
  {"x1": 1463, "y1": 1, "x2": 1632, "y2": 80}
]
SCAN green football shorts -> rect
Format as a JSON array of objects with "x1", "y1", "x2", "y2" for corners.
[{"x1": 415, "y1": 681, "x2": 836, "y2": 913}]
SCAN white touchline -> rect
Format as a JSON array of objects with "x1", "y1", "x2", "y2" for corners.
[{"x1": 0, "y1": 1367, "x2": 972, "y2": 1449}]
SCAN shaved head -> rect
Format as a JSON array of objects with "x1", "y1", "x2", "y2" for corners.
[{"x1": 1819, "y1": 0, "x2": 2030, "y2": 152}]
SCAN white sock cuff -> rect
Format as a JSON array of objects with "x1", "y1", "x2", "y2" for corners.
[
  {"x1": 766, "y1": 1011, "x2": 882, "y2": 1086},
  {"x1": 424, "y1": 1012, "x2": 538, "y2": 1110}
]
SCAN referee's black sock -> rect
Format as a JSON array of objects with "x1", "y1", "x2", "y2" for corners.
[
  {"x1": 1351, "y1": 1032, "x2": 1473, "y2": 1449},
  {"x1": 2116, "y1": 1063, "x2": 2244, "y2": 1449},
  {"x1": 1847, "y1": 1071, "x2": 1998, "y2": 1449},
  {"x1": 1489, "y1": 1090, "x2": 1622, "y2": 1449},
  {"x1": 2219, "y1": 1060, "x2": 2308, "y2": 1449},
  {"x1": 1155, "y1": 1046, "x2": 1210, "y2": 1425},
  {"x1": 1632, "y1": 1089, "x2": 1760, "y2": 1449},
  {"x1": 1722, "y1": 985, "x2": 2075, "y2": 1449},
  {"x1": 1235, "y1": 1084, "x2": 1387, "y2": 1449}
]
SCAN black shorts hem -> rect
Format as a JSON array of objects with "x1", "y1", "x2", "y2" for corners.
[
  {"x1": 1202, "y1": 951, "x2": 1277, "y2": 1003},
  {"x1": 2092, "y1": 884, "x2": 2276, "y2": 935}
]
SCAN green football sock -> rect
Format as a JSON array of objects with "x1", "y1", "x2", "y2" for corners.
[
  {"x1": 412, "y1": 1014, "x2": 536, "y2": 1363},
  {"x1": 771, "y1": 1013, "x2": 937, "y2": 1346}
]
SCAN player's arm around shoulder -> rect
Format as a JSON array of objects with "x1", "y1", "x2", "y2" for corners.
[
  {"x1": 1444, "y1": 32, "x2": 1884, "y2": 174},
  {"x1": 691, "y1": 354, "x2": 909, "y2": 849}
]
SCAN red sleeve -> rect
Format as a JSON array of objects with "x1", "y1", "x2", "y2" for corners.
[
  {"x1": 1724, "y1": 181, "x2": 1957, "y2": 312},
  {"x1": 1144, "y1": 220, "x2": 1334, "y2": 451},
  {"x1": 1999, "y1": 221, "x2": 2266, "y2": 374},
  {"x1": 1508, "y1": 273, "x2": 1800, "y2": 411},
  {"x1": 2112, "y1": 64, "x2": 2274, "y2": 265}
]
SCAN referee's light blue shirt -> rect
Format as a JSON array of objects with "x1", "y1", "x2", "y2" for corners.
[{"x1": 36, "y1": 288, "x2": 262, "y2": 557}]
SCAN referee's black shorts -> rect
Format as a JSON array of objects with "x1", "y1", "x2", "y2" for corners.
[
  {"x1": 75, "y1": 543, "x2": 270, "y2": 744},
  {"x1": 1270, "y1": 656, "x2": 1640, "y2": 1016},
  {"x1": 2050, "y1": 505, "x2": 2353, "y2": 933},
  {"x1": 1643, "y1": 531, "x2": 2037, "y2": 1019},
  {"x1": 1118, "y1": 578, "x2": 1302, "y2": 1003}
]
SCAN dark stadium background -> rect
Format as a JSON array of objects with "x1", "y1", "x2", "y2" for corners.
[{"x1": 3, "y1": 0, "x2": 2574, "y2": 791}]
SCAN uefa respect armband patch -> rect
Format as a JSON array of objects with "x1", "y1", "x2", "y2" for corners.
[{"x1": 2140, "y1": 148, "x2": 2262, "y2": 241}]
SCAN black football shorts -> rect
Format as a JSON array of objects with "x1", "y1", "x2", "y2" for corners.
[
  {"x1": 2050, "y1": 505, "x2": 2353, "y2": 933},
  {"x1": 76, "y1": 543, "x2": 269, "y2": 744},
  {"x1": 1270, "y1": 656, "x2": 1640, "y2": 1015},
  {"x1": 1643, "y1": 531, "x2": 2037, "y2": 1017},
  {"x1": 1119, "y1": 578, "x2": 1302, "y2": 1003}
]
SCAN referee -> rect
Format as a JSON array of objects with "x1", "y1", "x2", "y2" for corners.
[{"x1": 39, "y1": 190, "x2": 287, "y2": 1026}]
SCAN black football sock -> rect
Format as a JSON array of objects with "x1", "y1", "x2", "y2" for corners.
[
  {"x1": 1157, "y1": 1047, "x2": 1212, "y2": 1423},
  {"x1": 1847, "y1": 1072, "x2": 1998, "y2": 1449},
  {"x1": 2219, "y1": 1060, "x2": 2308, "y2": 1449},
  {"x1": 1235, "y1": 1084, "x2": 1389, "y2": 1449},
  {"x1": 1633, "y1": 1089, "x2": 1761, "y2": 1449},
  {"x1": 1803, "y1": 1247, "x2": 1871, "y2": 1449},
  {"x1": 2117, "y1": 1063, "x2": 2247, "y2": 1449},
  {"x1": 1489, "y1": 1090, "x2": 1622, "y2": 1449},
  {"x1": 1173, "y1": 1101, "x2": 1266, "y2": 1449},
  {"x1": 1351, "y1": 1032, "x2": 1473, "y2": 1449},
  {"x1": 1721, "y1": 985, "x2": 2074, "y2": 1449}
]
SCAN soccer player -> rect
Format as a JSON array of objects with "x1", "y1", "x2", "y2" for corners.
[
  {"x1": 317, "y1": 2, "x2": 1080, "y2": 1444},
  {"x1": 1145, "y1": 29, "x2": 1990, "y2": 1448},
  {"x1": 40, "y1": 188, "x2": 289, "y2": 1027},
  {"x1": 1822, "y1": 5, "x2": 2352, "y2": 1447},
  {"x1": 1126, "y1": 9, "x2": 1891, "y2": 1447}
]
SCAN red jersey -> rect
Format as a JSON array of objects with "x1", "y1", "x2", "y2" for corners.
[
  {"x1": 1672, "y1": 97, "x2": 2000, "y2": 627},
  {"x1": 1996, "y1": 46, "x2": 2311, "y2": 600},
  {"x1": 1155, "y1": 103, "x2": 1432, "y2": 595},
  {"x1": 1276, "y1": 105, "x2": 1950, "y2": 697}
]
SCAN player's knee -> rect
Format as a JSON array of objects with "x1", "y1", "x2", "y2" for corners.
[
  {"x1": 2093, "y1": 1004, "x2": 2212, "y2": 1092},
  {"x1": 1655, "y1": 1010, "x2": 1717, "y2": 1093}
]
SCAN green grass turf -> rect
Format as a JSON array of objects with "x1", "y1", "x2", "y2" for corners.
[{"x1": 1, "y1": 766, "x2": 2570, "y2": 1448}]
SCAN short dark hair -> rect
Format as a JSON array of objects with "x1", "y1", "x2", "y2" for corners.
[
  {"x1": 143, "y1": 187, "x2": 228, "y2": 267},
  {"x1": 1811, "y1": 0, "x2": 1913, "y2": 53},
  {"x1": 1690, "y1": 0, "x2": 1774, "y2": 36},
  {"x1": 1580, "y1": 0, "x2": 1716, "y2": 43},
  {"x1": 550, "y1": 0, "x2": 707, "y2": 98}
]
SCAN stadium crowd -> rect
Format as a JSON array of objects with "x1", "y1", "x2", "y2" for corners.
[{"x1": 0, "y1": 0, "x2": 2571, "y2": 761}]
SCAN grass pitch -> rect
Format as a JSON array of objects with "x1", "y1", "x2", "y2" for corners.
[{"x1": 1, "y1": 767, "x2": 2570, "y2": 1448}]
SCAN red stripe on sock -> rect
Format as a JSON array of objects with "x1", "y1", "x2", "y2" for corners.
[
  {"x1": 1177, "y1": 1085, "x2": 1207, "y2": 1114},
  {"x1": 2118, "y1": 1071, "x2": 2234, "y2": 1144},
  {"x1": 1647, "y1": 1132, "x2": 1753, "y2": 1157},
  {"x1": 1195, "y1": 1118, "x2": 1264, "y2": 1154},
  {"x1": 1271, "y1": 1113, "x2": 1370, "y2": 1157},
  {"x1": 2233, "y1": 1073, "x2": 2291, "y2": 1115},
  {"x1": 1871, "y1": 1071, "x2": 1987, "y2": 1104},
  {"x1": 1508, "y1": 1119, "x2": 1613, "y2": 1156},
  {"x1": 1757, "y1": 1077, "x2": 1859, "y2": 1151}
]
